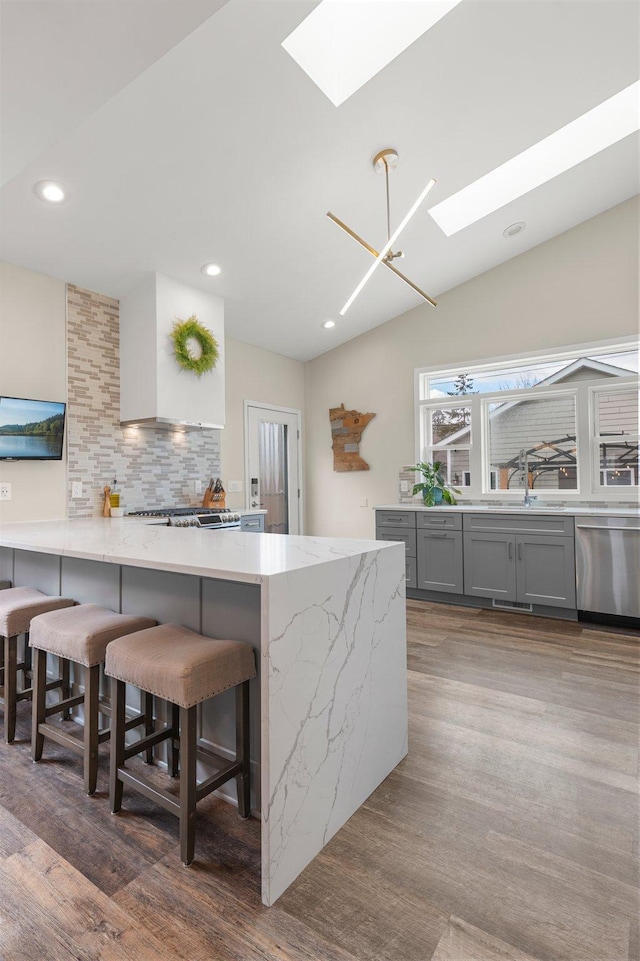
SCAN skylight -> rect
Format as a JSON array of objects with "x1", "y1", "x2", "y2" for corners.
[
  {"x1": 281, "y1": 0, "x2": 462, "y2": 108},
  {"x1": 428, "y1": 80, "x2": 640, "y2": 236}
]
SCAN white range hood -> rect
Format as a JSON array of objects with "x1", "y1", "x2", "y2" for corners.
[{"x1": 119, "y1": 273, "x2": 225, "y2": 431}]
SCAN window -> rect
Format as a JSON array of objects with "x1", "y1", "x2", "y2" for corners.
[
  {"x1": 594, "y1": 386, "x2": 639, "y2": 488},
  {"x1": 487, "y1": 394, "x2": 578, "y2": 492},
  {"x1": 416, "y1": 340, "x2": 639, "y2": 500}
]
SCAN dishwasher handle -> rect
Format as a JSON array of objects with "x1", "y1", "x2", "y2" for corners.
[{"x1": 575, "y1": 525, "x2": 640, "y2": 532}]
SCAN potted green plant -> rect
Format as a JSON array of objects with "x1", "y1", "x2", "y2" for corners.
[{"x1": 410, "y1": 461, "x2": 460, "y2": 506}]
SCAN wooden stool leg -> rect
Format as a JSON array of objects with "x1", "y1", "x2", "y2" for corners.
[
  {"x1": 4, "y1": 635, "x2": 18, "y2": 744},
  {"x1": 22, "y1": 633, "x2": 32, "y2": 684},
  {"x1": 109, "y1": 678, "x2": 126, "y2": 813},
  {"x1": 235, "y1": 680, "x2": 251, "y2": 818},
  {"x1": 61, "y1": 656, "x2": 71, "y2": 720},
  {"x1": 169, "y1": 702, "x2": 179, "y2": 778},
  {"x1": 84, "y1": 664, "x2": 100, "y2": 795},
  {"x1": 31, "y1": 648, "x2": 48, "y2": 761},
  {"x1": 144, "y1": 691, "x2": 154, "y2": 763},
  {"x1": 179, "y1": 705, "x2": 197, "y2": 866}
]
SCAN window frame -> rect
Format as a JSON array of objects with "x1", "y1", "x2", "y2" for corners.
[{"x1": 415, "y1": 338, "x2": 638, "y2": 504}]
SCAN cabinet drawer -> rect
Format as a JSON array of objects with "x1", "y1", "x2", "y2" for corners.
[
  {"x1": 375, "y1": 511, "x2": 415, "y2": 529},
  {"x1": 463, "y1": 513, "x2": 574, "y2": 536},
  {"x1": 416, "y1": 511, "x2": 462, "y2": 531},
  {"x1": 375, "y1": 527, "x2": 416, "y2": 557},
  {"x1": 240, "y1": 515, "x2": 264, "y2": 532},
  {"x1": 405, "y1": 556, "x2": 417, "y2": 589}
]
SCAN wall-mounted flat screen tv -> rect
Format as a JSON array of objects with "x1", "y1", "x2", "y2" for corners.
[{"x1": 0, "y1": 396, "x2": 66, "y2": 461}]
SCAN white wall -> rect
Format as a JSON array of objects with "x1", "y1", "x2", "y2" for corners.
[
  {"x1": 221, "y1": 338, "x2": 305, "y2": 510},
  {"x1": 0, "y1": 262, "x2": 68, "y2": 523},
  {"x1": 304, "y1": 197, "x2": 640, "y2": 539}
]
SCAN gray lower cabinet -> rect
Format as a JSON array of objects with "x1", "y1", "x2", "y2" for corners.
[
  {"x1": 376, "y1": 519, "x2": 417, "y2": 589},
  {"x1": 464, "y1": 530, "x2": 576, "y2": 608},
  {"x1": 463, "y1": 532, "x2": 517, "y2": 601},
  {"x1": 416, "y1": 529, "x2": 463, "y2": 594},
  {"x1": 241, "y1": 514, "x2": 265, "y2": 532},
  {"x1": 516, "y1": 534, "x2": 576, "y2": 608},
  {"x1": 374, "y1": 509, "x2": 577, "y2": 613}
]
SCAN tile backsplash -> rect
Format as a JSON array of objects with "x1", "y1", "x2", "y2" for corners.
[{"x1": 67, "y1": 284, "x2": 220, "y2": 516}]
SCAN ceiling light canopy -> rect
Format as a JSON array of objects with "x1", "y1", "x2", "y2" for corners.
[
  {"x1": 321, "y1": 319, "x2": 336, "y2": 329},
  {"x1": 429, "y1": 80, "x2": 640, "y2": 236},
  {"x1": 201, "y1": 263, "x2": 221, "y2": 277},
  {"x1": 282, "y1": 0, "x2": 462, "y2": 107},
  {"x1": 328, "y1": 148, "x2": 437, "y2": 315},
  {"x1": 34, "y1": 180, "x2": 66, "y2": 203}
]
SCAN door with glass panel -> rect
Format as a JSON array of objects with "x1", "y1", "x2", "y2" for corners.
[{"x1": 245, "y1": 403, "x2": 301, "y2": 534}]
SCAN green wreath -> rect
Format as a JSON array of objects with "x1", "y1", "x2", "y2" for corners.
[{"x1": 171, "y1": 315, "x2": 219, "y2": 376}]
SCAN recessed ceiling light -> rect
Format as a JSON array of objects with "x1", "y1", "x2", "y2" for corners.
[
  {"x1": 34, "y1": 180, "x2": 66, "y2": 204},
  {"x1": 503, "y1": 222, "x2": 526, "y2": 238},
  {"x1": 282, "y1": 0, "x2": 462, "y2": 107},
  {"x1": 429, "y1": 80, "x2": 640, "y2": 236},
  {"x1": 201, "y1": 263, "x2": 221, "y2": 277},
  {"x1": 321, "y1": 319, "x2": 336, "y2": 329}
]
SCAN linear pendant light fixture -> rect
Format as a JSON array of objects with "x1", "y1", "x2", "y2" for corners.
[
  {"x1": 429, "y1": 80, "x2": 640, "y2": 236},
  {"x1": 282, "y1": 0, "x2": 463, "y2": 107},
  {"x1": 328, "y1": 148, "x2": 437, "y2": 315}
]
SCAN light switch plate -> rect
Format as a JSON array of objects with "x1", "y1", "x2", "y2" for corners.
[
  {"x1": 359, "y1": 497, "x2": 368, "y2": 508},
  {"x1": 228, "y1": 480, "x2": 243, "y2": 493}
]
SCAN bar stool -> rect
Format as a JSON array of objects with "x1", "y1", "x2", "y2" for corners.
[
  {"x1": 0, "y1": 587, "x2": 75, "y2": 743},
  {"x1": 30, "y1": 604, "x2": 156, "y2": 794},
  {"x1": 105, "y1": 624, "x2": 256, "y2": 866}
]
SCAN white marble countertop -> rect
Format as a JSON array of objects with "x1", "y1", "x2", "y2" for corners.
[
  {"x1": 0, "y1": 517, "x2": 398, "y2": 584},
  {"x1": 375, "y1": 503, "x2": 640, "y2": 517}
]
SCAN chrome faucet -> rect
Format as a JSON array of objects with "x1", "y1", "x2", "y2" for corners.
[{"x1": 519, "y1": 448, "x2": 534, "y2": 507}]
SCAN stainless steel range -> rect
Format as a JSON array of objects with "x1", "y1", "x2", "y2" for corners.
[{"x1": 128, "y1": 507, "x2": 241, "y2": 529}]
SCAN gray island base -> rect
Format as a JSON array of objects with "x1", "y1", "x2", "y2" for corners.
[{"x1": 0, "y1": 519, "x2": 407, "y2": 905}]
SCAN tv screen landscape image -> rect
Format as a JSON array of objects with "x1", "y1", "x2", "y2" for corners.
[{"x1": 0, "y1": 396, "x2": 66, "y2": 460}]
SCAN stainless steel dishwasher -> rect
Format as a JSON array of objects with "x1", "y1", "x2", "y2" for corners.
[{"x1": 575, "y1": 515, "x2": 640, "y2": 621}]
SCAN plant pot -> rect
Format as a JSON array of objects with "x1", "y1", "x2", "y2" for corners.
[{"x1": 423, "y1": 488, "x2": 444, "y2": 506}]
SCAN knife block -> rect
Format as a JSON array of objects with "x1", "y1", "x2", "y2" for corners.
[{"x1": 202, "y1": 488, "x2": 225, "y2": 509}]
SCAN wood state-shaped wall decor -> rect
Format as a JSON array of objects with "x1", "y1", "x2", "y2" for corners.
[{"x1": 330, "y1": 403, "x2": 376, "y2": 472}]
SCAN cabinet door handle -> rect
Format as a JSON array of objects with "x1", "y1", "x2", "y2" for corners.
[
  {"x1": 430, "y1": 532, "x2": 447, "y2": 538},
  {"x1": 518, "y1": 543, "x2": 523, "y2": 560},
  {"x1": 508, "y1": 542, "x2": 513, "y2": 559}
]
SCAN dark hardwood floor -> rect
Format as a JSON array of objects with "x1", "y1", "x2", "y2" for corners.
[{"x1": 0, "y1": 600, "x2": 638, "y2": 961}]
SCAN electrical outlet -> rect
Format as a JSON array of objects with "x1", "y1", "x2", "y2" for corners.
[
  {"x1": 72, "y1": 481, "x2": 83, "y2": 498},
  {"x1": 228, "y1": 480, "x2": 243, "y2": 493},
  {"x1": 0, "y1": 483, "x2": 11, "y2": 501},
  {"x1": 400, "y1": 480, "x2": 409, "y2": 492},
  {"x1": 193, "y1": 479, "x2": 202, "y2": 493}
]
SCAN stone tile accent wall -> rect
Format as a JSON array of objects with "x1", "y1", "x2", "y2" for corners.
[{"x1": 67, "y1": 284, "x2": 221, "y2": 516}]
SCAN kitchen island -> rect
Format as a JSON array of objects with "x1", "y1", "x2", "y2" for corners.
[{"x1": 0, "y1": 518, "x2": 407, "y2": 905}]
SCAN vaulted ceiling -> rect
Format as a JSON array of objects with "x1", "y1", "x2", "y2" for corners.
[{"x1": 1, "y1": 1, "x2": 638, "y2": 360}]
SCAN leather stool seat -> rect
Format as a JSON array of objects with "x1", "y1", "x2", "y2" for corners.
[
  {"x1": 30, "y1": 604, "x2": 156, "y2": 794},
  {"x1": 105, "y1": 624, "x2": 256, "y2": 865},
  {"x1": 0, "y1": 587, "x2": 74, "y2": 743}
]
